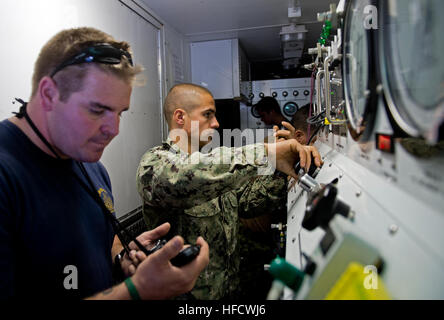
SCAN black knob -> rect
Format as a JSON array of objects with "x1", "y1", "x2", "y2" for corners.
[
  {"x1": 302, "y1": 184, "x2": 350, "y2": 231},
  {"x1": 304, "y1": 90, "x2": 310, "y2": 96},
  {"x1": 283, "y1": 91, "x2": 288, "y2": 97},
  {"x1": 259, "y1": 92, "x2": 265, "y2": 98},
  {"x1": 293, "y1": 90, "x2": 299, "y2": 97},
  {"x1": 272, "y1": 92, "x2": 278, "y2": 98}
]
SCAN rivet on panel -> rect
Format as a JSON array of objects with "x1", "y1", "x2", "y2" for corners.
[
  {"x1": 389, "y1": 224, "x2": 399, "y2": 235},
  {"x1": 348, "y1": 210, "x2": 356, "y2": 221}
]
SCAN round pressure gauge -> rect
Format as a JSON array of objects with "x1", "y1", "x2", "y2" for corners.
[
  {"x1": 342, "y1": 0, "x2": 378, "y2": 141},
  {"x1": 283, "y1": 102, "x2": 299, "y2": 117},
  {"x1": 251, "y1": 105, "x2": 261, "y2": 119},
  {"x1": 379, "y1": 0, "x2": 444, "y2": 141}
]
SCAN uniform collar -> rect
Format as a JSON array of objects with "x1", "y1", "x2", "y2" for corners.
[{"x1": 163, "y1": 137, "x2": 188, "y2": 155}]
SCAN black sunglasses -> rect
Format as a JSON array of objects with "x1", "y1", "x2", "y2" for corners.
[{"x1": 50, "y1": 43, "x2": 134, "y2": 78}]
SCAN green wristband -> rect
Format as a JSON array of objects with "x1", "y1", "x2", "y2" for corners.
[{"x1": 124, "y1": 277, "x2": 141, "y2": 300}]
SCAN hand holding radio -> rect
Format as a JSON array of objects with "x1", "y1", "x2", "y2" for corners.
[{"x1": 131, "y1": 235, "x2": 209, "y2": 300}]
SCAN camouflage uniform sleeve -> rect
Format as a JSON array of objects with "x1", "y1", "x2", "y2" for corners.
[
  {"x1": 137, "y1": 143, "x2": 275, "y2": 210},
  {"x1": 237, "y1": 174, "x2": 287, "y2": 219}
]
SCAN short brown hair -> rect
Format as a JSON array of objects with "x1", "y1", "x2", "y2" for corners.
[
  {"x1": 291, "y1": 103, "x2": 310, "y2": 133},
  {"x1": 254, "y1": 97, "x2": 281, "y2": 114},
  {"x1": 164, "y1": 83, "x2": 213, "y2": 125},
  {"x1": 31, "y1": 27, "x2": 142, "y2": 101}
]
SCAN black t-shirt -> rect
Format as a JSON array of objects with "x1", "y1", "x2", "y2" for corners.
[{"x1": 0, "y1": 120, "x2": 115, "y2": 299}]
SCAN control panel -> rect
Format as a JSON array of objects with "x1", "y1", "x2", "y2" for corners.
[{"x1": 240, "y1": 78, "x2": 312, "y2": 130}]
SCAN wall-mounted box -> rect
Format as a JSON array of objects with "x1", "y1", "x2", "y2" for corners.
[{"x1": 191, "y1": 39, "x2": 250, "y2": 100}]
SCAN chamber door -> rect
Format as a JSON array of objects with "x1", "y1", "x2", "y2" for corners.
[
  {"x1": 379, "y1": 0, "x2": 444, "y2": 142},
  {"x1": 342, "y1": 0, "x2": 378, "y2": 141}
]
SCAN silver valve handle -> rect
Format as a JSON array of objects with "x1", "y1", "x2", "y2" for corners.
[{"x1": 298, "y1": 169, "x2": 320, "y2": 193}]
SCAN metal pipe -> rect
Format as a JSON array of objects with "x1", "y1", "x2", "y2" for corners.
[
  {"x1": 324, "y1": 54, "x2": 347, "y2": 125},
  {"x1": 324, "y1": 54, "x2": 333, "y2": 121},
  {"x1": 316, "y1": 69, "x2": 325, "y2": 115}
]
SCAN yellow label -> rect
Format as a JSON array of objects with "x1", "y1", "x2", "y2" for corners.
[{"x1": 325, "y1": 262, "x2": 391, "y2": 300}]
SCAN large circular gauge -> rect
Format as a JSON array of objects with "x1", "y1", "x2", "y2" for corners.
[
  {"x1": 251, "y1": 105, "x2": 261, "y2": 119},
  {"x1": 342, "y1": 0, "x2": 378, "y2": 141},
  {"x1": 283, "y1": 102, "x2": 299, "y2": 117},
  {"x1": 379, "y1": 0, "x2": 444, "y2": 141}
]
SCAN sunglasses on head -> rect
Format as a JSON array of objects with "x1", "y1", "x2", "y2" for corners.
[{"x1": 50, "y1": 43, "x2": 134, "y2": 78}]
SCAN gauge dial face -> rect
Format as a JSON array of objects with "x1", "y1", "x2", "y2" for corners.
[
  {"x1": 283, "y1": 102, "x2": 299, "y2": 117},
  {"x1": 343, "y1": 0, "x2": 373, "y2": 134},
  {"x1": 251, "y1": 105, "x2": 261, "y2": 118},
  {"x1": 381, "y1": 0, "x2": 444, "y2": 138}
]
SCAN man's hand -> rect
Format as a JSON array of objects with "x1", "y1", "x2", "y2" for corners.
[
  {"x1": 88, "y1": 234, "x2": 209, "y2": 300},
  {"x1": 120, "y1": 223, "x2": 171, "y2": 277},
  {"x1": 265, "y1": 139, "x2": 322, "y2": 180},
  {"x1": 302, "y1": 145, "x2": 322, "y2": 168},
  {"x1": 131, "y1": 236, "x2": 210, "y2": 300},
  {"x1": 273, "y1": 122, "x2": 297, "y2": 141}
]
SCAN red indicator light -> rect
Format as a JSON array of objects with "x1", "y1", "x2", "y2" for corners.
[{"x1": 376, "y1": 134, "x2": 394, "y2": 153}]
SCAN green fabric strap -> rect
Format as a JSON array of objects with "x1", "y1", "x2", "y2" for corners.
[{"x1": 124, "y1": 277, "x2": 141, "y2": 300}]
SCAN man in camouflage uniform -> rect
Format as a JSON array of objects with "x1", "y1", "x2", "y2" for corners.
[
  {"x1": 235, "y1": 104, "x2": 314, "y2": 299},
  {"x1": 137, "y1": 84, "x2": 321, "y2": 299}
]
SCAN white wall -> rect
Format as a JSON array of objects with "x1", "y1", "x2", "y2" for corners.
[
  {"x1": 0, "y1": 0, "x2": 187, "y2": 217},
  {"x1": 164, "y1": 26, "x2": 191, "y2": 89},
  {"x1": 158, "y1": 23, "x2": 192, "y2": 137}
]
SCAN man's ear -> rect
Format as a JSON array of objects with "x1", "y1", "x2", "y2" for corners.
[
  {"x1": 295, "y1": 130, "x2": 307, "y2": 145},
  {"x1": 39, "y1": 76, "x2": 60, "y2": 111},
  {"x1": 172, "y1": 108, "x2": 187, "y2": 126}
]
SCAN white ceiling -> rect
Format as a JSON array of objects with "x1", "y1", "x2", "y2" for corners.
[{"x1": 141, "y1": 0, "x2": 338, "y2": 62}]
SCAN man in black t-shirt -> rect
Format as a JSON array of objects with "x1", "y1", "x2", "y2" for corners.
[{"x1": 0, "y1": 27, "x2": 209, "y2": 300}]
